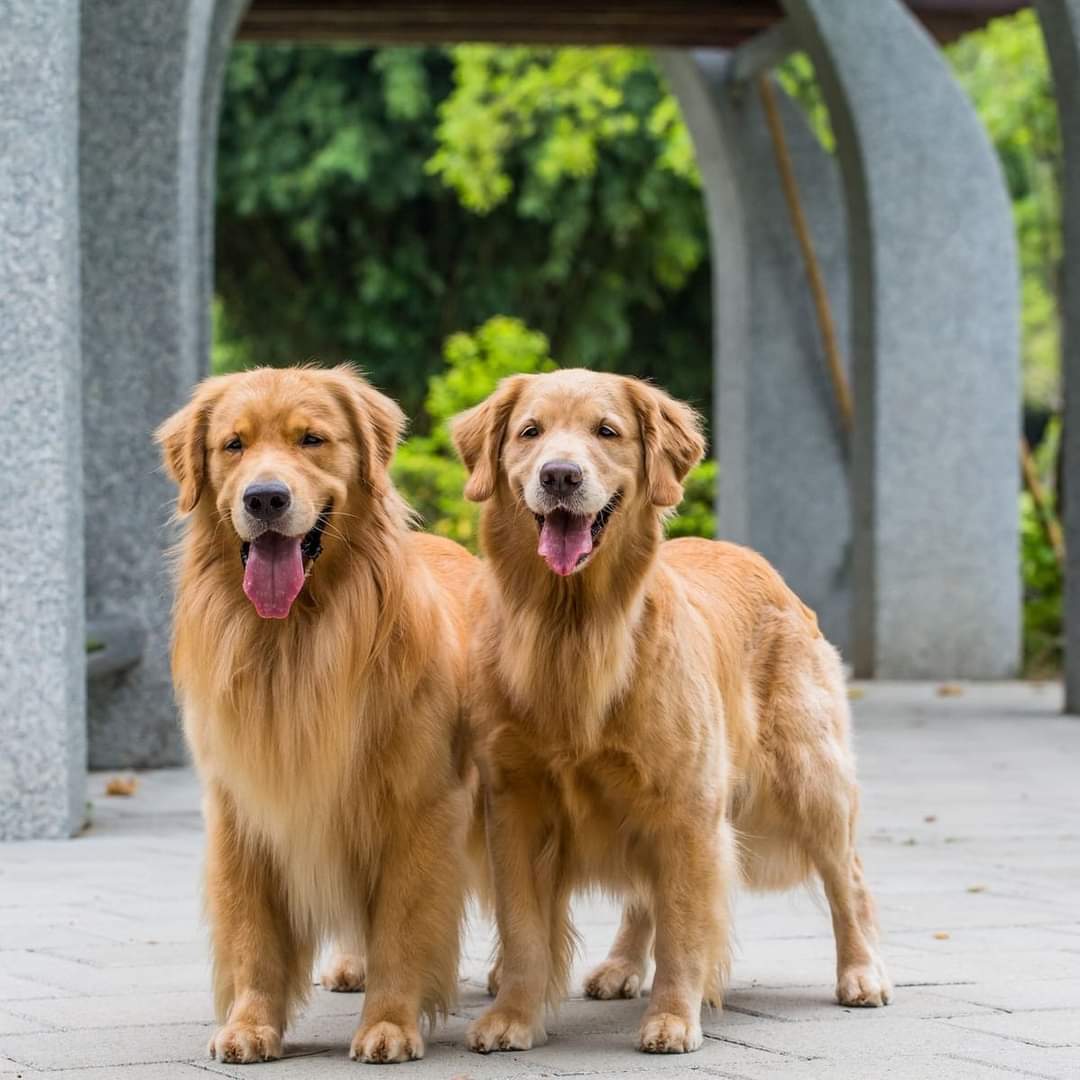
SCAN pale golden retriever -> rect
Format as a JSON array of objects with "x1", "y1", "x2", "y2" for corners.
[
  {"x1": 453, "y1": 369, "x2": 891, "y2": 1056},
  {"x1": 156, "y1": 366, "x2": 477, "y2": 1065}
]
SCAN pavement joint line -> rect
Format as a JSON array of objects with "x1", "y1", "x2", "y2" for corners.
[
  {"x1": 945, "y1": 1052, "x2": 1063, "y2": 1080},
  {"x1": 938, "y1": 1018, "x2": 1075, "y2": 1049},
  {"x1": 700, "y1": 1032, "x2": 819, "y2": 1061}
]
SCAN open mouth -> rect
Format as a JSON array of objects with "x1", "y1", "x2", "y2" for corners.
[
  {"x1": 239, "y1": 504, "x2": 331, "y2": 619},
  {"x1": 534, "y1": 493, "x2": 621, "y2": 577}
]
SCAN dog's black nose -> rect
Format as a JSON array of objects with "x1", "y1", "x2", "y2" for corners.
[
  {"x1": 243, "y1": 481, "x2": 291, "y2": 523},
  {"x1": 540, "y1": 460, "x2": 583, "y2": 498}
]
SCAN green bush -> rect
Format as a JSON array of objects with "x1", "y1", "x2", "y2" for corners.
[
  {"x1": 1020, "y1": 419, "x2": 1064, "y2": 674},
  {"x1": 392, "y1": 316, "x2": 716, "y2": 551}
]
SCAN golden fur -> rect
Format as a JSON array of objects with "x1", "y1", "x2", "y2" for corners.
[
  {"x1": 453, "y1": 369, "x2": 891, "y2": 1056},
  {"x1": 157, "y1": 366, "x2": 478, "y2": 1065}
]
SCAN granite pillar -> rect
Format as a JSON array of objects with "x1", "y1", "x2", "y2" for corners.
[
  {"x1": 662, "y1": 51, "x2": 853, "y2": 653},
  {"x1": 0, "y1": 1, "x2": 85, "y2": 839},
  {"x1": 80, "y1": 0, "x2": 246, "y2": 766}
]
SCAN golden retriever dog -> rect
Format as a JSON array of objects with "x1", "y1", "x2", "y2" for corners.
[
  {"x1": 452, "y1": 369, "x2": 891, "y2": 1056},
  {"x1": 156, "y1": 366, "x2": 477, "y2": 1065}
]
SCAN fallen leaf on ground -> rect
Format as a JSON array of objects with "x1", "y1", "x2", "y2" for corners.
[
  {"x1": 847, "y1": 687, "x2": 865, "y2": 700},
  {"x1": 966, "y1": 884, "x2": 988, "y2": 893},
  {"x1": 105, "y1": 776, "x2": 138, "y2": 797},
  {"x1": 933, "y1": 931, "x2": 951, "y2": 940},
  {"x1": 937, "y1": 684, "x2": 964, "y2": 697},
  {"x1": 924, "y1": 814, "x2": 938, "y2": 823}
]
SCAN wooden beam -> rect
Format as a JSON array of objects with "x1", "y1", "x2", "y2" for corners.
[{"x1": 236, "y1": 0, "x2": 1028, "y2": 47}]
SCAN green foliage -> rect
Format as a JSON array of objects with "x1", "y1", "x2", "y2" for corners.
[
  {"x1": 666, "y1": 459, "x2": 717, "y2": 540},
  {"x1": 776, "y1": 53, "x2": 835, "y2": 152},
  {"x1": 392, "y1": 316, "x2": 715, "y2": 551},
  {"x1": 1021, "y1": 490, "x2": 1063, "y2": 675},
  {"x1": 948, "y1": 11, "x2": 1062, "y2": 409},
  {"x1": 1020, "y1": 419, "x2": 1064, "y2": 674},
  {"x1": 215, "y1": 43, "x2": 711, "y2": 419},
  {"x1": 392, "y1": 317, "x2": 556, "y2": 546}
]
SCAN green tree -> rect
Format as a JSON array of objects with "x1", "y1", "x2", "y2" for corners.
[
  {"x1": 215, "y1": 44, "x2": 712, "y2": 421},
  {"x1": 947, "y1": 10, "x2": 1062, "y2": 410}
]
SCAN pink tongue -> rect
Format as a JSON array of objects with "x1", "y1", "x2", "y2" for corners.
[
  {"x1": 538, "y1": 509, "x2": 593, "y2": 576},
  {"x1": 243, "y1": 532, "x2": 305, "y2": 618}
]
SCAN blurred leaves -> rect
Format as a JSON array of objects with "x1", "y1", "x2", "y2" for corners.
[
  {"x1": 215, "y1": 44, "x2": 711, "y2": 419},
  {"x1": 948, "y1": 11, "x2": 1062, "y2": 410}
]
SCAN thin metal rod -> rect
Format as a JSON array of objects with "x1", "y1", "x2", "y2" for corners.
[{"x1": 758, "y1": 73, "x2": 854, "y2": 434}]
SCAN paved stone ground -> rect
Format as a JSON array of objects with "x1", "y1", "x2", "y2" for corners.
[{"x1": 1, "y1": 683, "x2": 1078, "y2": 1079}]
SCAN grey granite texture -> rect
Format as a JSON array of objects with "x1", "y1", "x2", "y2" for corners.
[
  {"x1": 80, "y1": 0, "x2": 243, "y2": 768},
  {"x1": 0, "y1": 683, "x2": 1076, "y2": 1076},
  {"x1": 0, "y1": 0, "x2": 85, "y2": 840},
  {"x1": 663, "y1": 51, "x2": 853, "y2": 654},
  {"x1": 1036, "y1": 1, "x2": 1080, "y2": 713},
  {"x1": 783, "y1": 0, "x2": 1022, "y2": 678}
]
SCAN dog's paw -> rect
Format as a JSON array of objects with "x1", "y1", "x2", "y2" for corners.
[
  {"x1": 584, "y1": 957, "x2": 644, "y2": 999},
  {"x1": 837, "y1": 959, "x2": 893, "y2": 1007},
  {"x1": 320, "y1": 952, "x2": 366, "y2": 992},
  {"x1": 350, "y1": 1020, "x2": 423, "y2": 1063},
  {"x1": 638, "y1": 1011, "x2": 702, "y2": 1054},
  {"x1": 466, "y1": 1008, "x2": 544, "y2": 1053},
  {"x1": 209, "y1": 1022, "x2": 282, "y2": 1063},
  {"x1": 486, "y1": 958, "x2": 502, "y2": 997}
]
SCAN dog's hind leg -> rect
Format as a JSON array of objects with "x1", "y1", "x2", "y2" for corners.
[
  {"x1": 320, "y1": 937, "x2": 366, "y2": 992},
  {"x1": 809, "y1": 812, "x2": 891, "y2": 1008},
  {"x1": 205, "y1": 786, "x2": 314, "y2": 1064},
  {"x1": 760, "y1": 657, "x2": 892, "y2": 1008},
  {"x1": 584, "y1": 898, "x2": 653, "y2": 1000}
]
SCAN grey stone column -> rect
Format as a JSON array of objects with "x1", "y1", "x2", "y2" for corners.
[
  {"x1": 1035, "y1": 0, "x2": 1080, "y2": 711},
  {"x1": 0, "y1": 1, "x2": 85, "y2": 839},
  {"x1": 661, "y1": 51, "x2": 853, "y2": 653},
  {"x1": 80, "y1": 0, "x2": 246, "y2": 766},
  {"x1": 782, "y1": 0, "x2": 1022, "y2": 678}
]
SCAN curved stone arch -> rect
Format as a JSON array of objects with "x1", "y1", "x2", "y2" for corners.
[
  {"x1": 661, "y1": 50, "x2": 855, "y2": 653},
  {"x1": 81, "y1": 0, "x2": 248, "y2": 768},
  {"x1": 783, "y1": 0, "x2": 1020, "y2": 678},
  {"x1": 655, "y1": 52, "x2": 751, "y2": 541}
]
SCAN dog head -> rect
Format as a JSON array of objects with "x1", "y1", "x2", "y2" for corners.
[
  {"x1": 453, "y1": 369, "x2": 704, "y2": 576},
  {"x1": 156, "y1": 365, "x2": 404, "y2": 618}
]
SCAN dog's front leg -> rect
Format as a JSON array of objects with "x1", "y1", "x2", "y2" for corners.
[
  {"x1": 205, "y1": 785, "x2": 313, "y2": 1065},
  {"x1": 639, "y1": 818, "x2": 736, "y2": 1054},
  {"x1": 466, "y1": 783, "x2": 565, "y2": 1053},
  {"x1": 351, "y1": 793, "x2": 468, "y2": 1064}
]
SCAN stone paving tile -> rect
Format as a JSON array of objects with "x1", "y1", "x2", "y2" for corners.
[
  {"x1": 928, "y1": 977, "x2": 1080, "y2": 1013},
  {"x1": 34, "y1": 1067, "x2": 214, "y2": 1079},
  {"x1": 9, "y1": 989, "x2": 216, "y2": 1031},
  {"x1": 0, "y1": 1008, "x2": 50, "y2": 1036},
  {"x1": 0, "y1": 1021, "x2": 217, "y2": 1070},
  {"x1": 942, "y1": 1010, "x2": 1080, "y2": 1049},
  {"x1": 0, "y1": 683, "x2": 1077, "y2": 1079}
]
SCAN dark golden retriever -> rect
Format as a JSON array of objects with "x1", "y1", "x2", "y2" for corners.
[
  {"x1": 453, "y1": 369, "x2": 890, "y2": 1055},
  {"x1": 157, "y1": 366, "x2": 477, "y2": 1065}
]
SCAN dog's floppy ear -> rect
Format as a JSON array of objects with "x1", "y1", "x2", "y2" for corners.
[
  {"x1": 451, "y1": 375, "x2": 529, "y2": 502},
  {"x1": 627, "y1": 379, "x2": 706, "y2": 508},
  {"x1": 155, "y1": 379, "x2": 226, "y2": 514},
  {"x1": 328, "y1": 366, "x2": 407, "y2": 496}
]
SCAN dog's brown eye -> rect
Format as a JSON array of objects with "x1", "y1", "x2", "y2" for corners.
[
  {"x1": 300, "y1": 433, "x2": 324, "y2": 447},
  {"x1": 598, "y1": 425, "x2": 619, "y2": 438},
  {"x1": 224, "y1": 437, "x2": 243, "y2": 453},
  {"x1": 520, "y1": 425, "x2": 540, "y2": 439}
]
